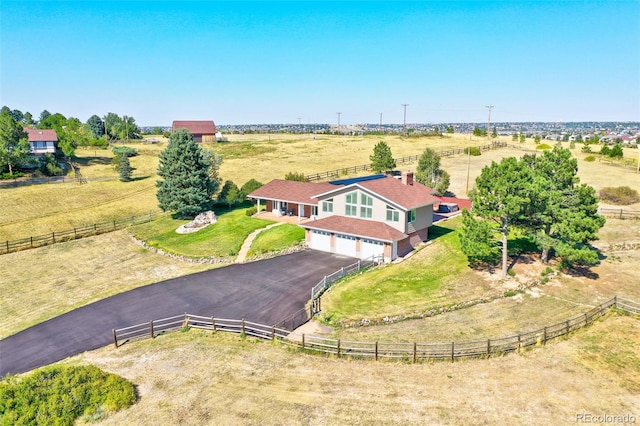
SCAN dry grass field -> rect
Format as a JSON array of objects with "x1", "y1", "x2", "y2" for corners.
[
  {"x1": 0, "y1": 231, "x2": 215, "y2": 338},
  {"x1": 65, "y1": 314, "x2": 640, "y2": 425}
]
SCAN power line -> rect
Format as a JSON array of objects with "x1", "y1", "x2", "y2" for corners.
[{"x1": 402, "y1": 104, "x2": 409, "y2": 133}]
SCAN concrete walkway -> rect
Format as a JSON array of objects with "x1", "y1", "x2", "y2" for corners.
[{"x1": 235, "y1": 222, "x2": 286, "y2": 263}]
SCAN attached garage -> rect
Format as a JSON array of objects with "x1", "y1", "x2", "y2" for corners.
[
  {"x1": 361, "y1": 238, "x2": 385, "y2": 259},
  {"x1": 309, "y1": 230, "x2": 331, "y2": 252},
  {"x1": 334, "y1": 234, "x2": 357, "y2": 257}
]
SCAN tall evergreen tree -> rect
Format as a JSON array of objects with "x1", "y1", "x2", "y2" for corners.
[
  {"x1": 369, "y1": 140, "x2": 395, "y2": 173},
  {"x1": 118, "y1": 155, "x2": 133, "y2": 182},
  {"x1": 521, "y1": 145, "x2": 605, "y2": 266},
  {"x1": 156, "y1": 129, "x2": 219, "y2": 217},
  {"x1": 468, "y1": 157, "x2": 534, "y2": 277}
]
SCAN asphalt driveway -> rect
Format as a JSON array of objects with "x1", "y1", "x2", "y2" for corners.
[{"x1": 0, "y1": 250, "x2": 355, "y2": 376}]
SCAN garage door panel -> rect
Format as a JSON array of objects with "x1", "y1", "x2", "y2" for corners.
[
  {"x1": 335, "y1": 234, "x2": 357, "y2": 257},
  {"x1": 310, "y1": 230, "x2": 331, "y2": 252},
  {"x1": 361, "y1": 239, "x2": 384, "y2": 259}
]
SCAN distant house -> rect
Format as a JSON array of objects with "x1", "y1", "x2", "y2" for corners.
[
  {"x1": 171, "y1": 120, "x2": 217, "y2": 143},
  {"x1": 24, "y1": 128, "x2": 58, "y2": 155},
  {"x1": 248, "y1": 172, "x2": 441, "y2": 262}
]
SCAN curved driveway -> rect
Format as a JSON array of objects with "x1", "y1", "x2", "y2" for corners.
[{"x1": 0, "y1": 250, "x2": 354, "y2": 376}]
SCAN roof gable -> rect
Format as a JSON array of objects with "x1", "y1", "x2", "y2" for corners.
[
  {"x1": 172, "y1": 120, "x2": 216, "y2": 135},
  {"x1": 314, "y1": 175, "x2": 436, "y2": 210}
]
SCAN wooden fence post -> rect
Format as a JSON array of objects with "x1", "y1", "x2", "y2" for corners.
[
  {"x1": 337, "y1": 339, "x2": 341, "y2": 357},
  {"x1": 150, "y1": 320, "x2": 154, "y2": 338},
  {"x1": 517, "y1": 334, "x2": 521, "y2": 350},
  {"x1": 113, "y1": 220, "x2": 116, "y2": 230},
  {"x1": 7, "y1": 240, "x2": 10, "y2": 252},
  {"x1": 302, "y1": 334, "x2": 305, "y2": 350},
  {"x1": 74, "y1": 228, "x2": 77, "y2": 239},
  {"x1": 271, "y1": 326, "x2": 275, "y2": 341},
  {"x1": 242, "y1": 318, "x2": 245, "y2": 335},
  {"x1": 375, "y1": 341, "x2": 378, "y2": 361},
  {"x1": 614, "y1": 295, "x2": 618, "y2": 308},
  {"x1": 487, "y1": 339, "x2": 491, "y2": 356},
  {"x1": 543, "y1": 327, "x2": 547, "y2": 345},
  {"x1": 52, "y1": 232, "x2": 55, "y2": 243},
  {"x1": 113, "y1": 329, "x2": 118, "y2": 348},
  {"x1": 566, "y1": 320, "x2": 570, "y2": 335},
  {"x1": 451, "y1": 342, "x2": 455, "y2": 363},
  {"x1": 413, "y1": 342, "x2": 417, "y2": 364},
  {"x1": 212, "y1": 317, "x2": 216, "y2": 332}
]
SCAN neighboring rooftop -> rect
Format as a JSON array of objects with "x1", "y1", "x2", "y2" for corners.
[
  {"x1": 24, "y1": 128, "x2": 58, "y2": 142},
  {"x1": 171, "y1": 120, "x2": 217, "y2": 134}
]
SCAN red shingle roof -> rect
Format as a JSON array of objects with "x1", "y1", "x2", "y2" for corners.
[
  {"x1": 172, "y1": 120, "x2": 216, "y2": 135},
  {"x1": 313, "y1": 175, "x2": 437, "y2": 210},
  {"x1": 24, "y1": 128, "x2": 58, "y2": 142},
  {"x1": 248, "y1": 180, "x2": 336, "y2": 204},
  {"x1": 303, "y1": 216, "x2": 407, "y2": 242}
]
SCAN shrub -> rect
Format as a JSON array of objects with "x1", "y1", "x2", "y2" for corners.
[
  {"x1": 463, "y1": 146, "x2": 482, "y2": 156},
  {"x1": 1, "y1": 171, "x2": 24, "y2": 180},
  {"x1": 582, "y1": 144, "x2": 592, "y2": 153},
  {"x1": 245, "y1": 206, "x2": 258, "y2": 216},
  {"x1": 0, "y1": 365, "x2": 136, "y2": 424},
  {"x1": 584, "y1": 155, "x2": 596, "y2": 162},
  {"x1": 569, "y1": 141, "x2": 576, "y2": 149},
  {"x1": 39, "y1": 153, "x2": 64, "y2": 176},
  {"x1": 599, "y1": 186, "x2": 640, "y2": 205},
  {"x1": 284, "y1": 171, "x2": 307, "y2": 181},
  {"x1": 507, "y1": 268, "x2": 516, "y2": 277},
  {"x1": 600, "y1": 145, "x2": 611, "y2": 156},
  {"x1": 536, "y1": 143, "x2": 551, "y2": 150},
  {"x1": 112, "y1": 145, "x2": 138, "y2": 157},
  {"x1": 609, "y1": 143, "x2": 623, "y2": 158}
]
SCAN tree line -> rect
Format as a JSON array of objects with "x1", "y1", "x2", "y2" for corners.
[{"x1": 1, "y1": 105, "x2": 142, "y2": 178}]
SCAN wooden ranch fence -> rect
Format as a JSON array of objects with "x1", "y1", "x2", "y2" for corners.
[
  {"x1": 305, "y1": 142, "x2": 507, "y2": 181},
  {"x1": 598, "y1": 208, "x2": 640, "y2": 219},
  {"x1": 0, "y1": 210, "x2": 167, "y2": 255},
  {"x1": 112, "y1": 296, "x2": 639, "y2": 362}
]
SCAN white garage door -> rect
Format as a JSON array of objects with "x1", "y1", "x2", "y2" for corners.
[
  {"x1": 335, "y1": 234, "x2": 357, "y2": 257},
  {"x1": 361, "y1": 238, "x2": 385, "y2": 260},
  {"x1": 310, "y1": 230, "x2": 331, "y2": 252}
]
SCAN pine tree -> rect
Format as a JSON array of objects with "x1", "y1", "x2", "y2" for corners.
[
  {"x1": 369, "y1": 141, "x2": 395, "y2": 173},
  {"x1": 156, "y1": 129, "x2": 219, "y2": 217},
  {"x1": 117, "y1": 155, "x2": 133, "y2": 182}
]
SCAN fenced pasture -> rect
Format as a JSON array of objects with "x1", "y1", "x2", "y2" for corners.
[
  {"x1": 113, "y1": 296, "x2": 639, "y2": 362},
  {"x1": 0, "y1": 210, "x2": 166, "y2": 255}
]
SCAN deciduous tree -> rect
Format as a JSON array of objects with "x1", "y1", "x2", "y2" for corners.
[
  {"x1": 0, "y1": 109, "x2": 30, "y2": 175},
  {"x1": 415, "y1": 147, "x2": 450, "y2": 195}
]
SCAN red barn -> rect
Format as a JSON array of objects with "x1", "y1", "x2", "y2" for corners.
[{"x1": 171, "y1": 120, "x2": 217, "y2": 143}]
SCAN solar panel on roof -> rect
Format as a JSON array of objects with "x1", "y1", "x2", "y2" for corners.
[{"x1": 329, "y1": 174, "x2": 387, "y2": 186}]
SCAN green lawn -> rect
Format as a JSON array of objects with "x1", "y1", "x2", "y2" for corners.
[
  {"x1": 130, "y1": 208, "x2": 274, "y2": 257},
  {"x1": 247, "y1": 224, "x2": 305, "y2": 257},
  {"x1": 320, "y1": 217, "x2": 483, "y2": 324}
]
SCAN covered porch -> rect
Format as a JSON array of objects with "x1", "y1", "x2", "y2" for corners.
[{"x1": 252, "y1": 210, "x2": 314, "y2": 224}]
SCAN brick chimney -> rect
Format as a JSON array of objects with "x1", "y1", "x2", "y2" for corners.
[{"x1": 401, "y1": 171, "x2": 414, "y2": 186}]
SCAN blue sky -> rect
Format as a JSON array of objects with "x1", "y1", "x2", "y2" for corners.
[{"x1": 2, "y1": 1, "x2": 639, "y2": 126}]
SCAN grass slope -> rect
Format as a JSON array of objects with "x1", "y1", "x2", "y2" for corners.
[
  {"x1": 320, "y1": 218, "x2": 491, "y2": 324},
  {"x1": 247, "y1": 224, "x2": 305, "y2": 257},
  {"x1": 130, "y1": 208, "x2": 274, "y2": 257}
]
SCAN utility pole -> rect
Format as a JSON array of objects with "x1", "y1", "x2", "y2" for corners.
[
  {"x1": 379, "y1": 112, "x2": 382, "y2": 132},
  {"x1": 485, "y1": 105, "x2": 494, "y2": 139},
  {"x1": 336, "y1": 112, "x2": 341, "y2": 133},
  {"x1": 402, "y1": 104, "x2": 409, "y2": 134}
]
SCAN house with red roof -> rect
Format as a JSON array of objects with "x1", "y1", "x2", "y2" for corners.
[
  {"x1": 24, "y1": 128, "x2": 58, "y2": 155},
  {"x1": 172, "y1": 120, "x2": 217, "y2": 143},
  {"x1": 248, "y1": 172, "x2": 441, "y2": 262}
]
